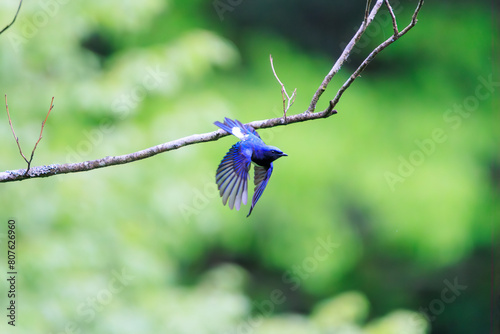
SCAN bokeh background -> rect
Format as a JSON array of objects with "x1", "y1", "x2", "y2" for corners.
[{"x1": 0, "y1": 0, "x2": 497, "y2": 333}]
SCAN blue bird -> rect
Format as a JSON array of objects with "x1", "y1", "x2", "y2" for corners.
[{"x1": 214, "y1": 117, "x2": 287, "y2": 217}]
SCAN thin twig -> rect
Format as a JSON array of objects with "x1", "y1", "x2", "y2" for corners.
[
  {"x1": 5, "y1": 95, "x2": 29, "y2": 164},
  {"x1": 25, "y1": 97, "x2": 54, "y2": 174},
  {"x1": 0, "y1": 0, "x2": 23, "y2": 35},
  {"x1": 327, "y1": 0, "x2": 424, "y2": 112},
  {"x1": 270, "y1": 54, "x2": 296, "y2": 120},
  {"x1": 307, "y1": 0, "x2": 384, "y2": 113},
  {"x1": 384, "y1": 0, "x2": 399, "y2": 35},
  {"x1": 400, "y1": 0, "x2": 424, "y2": 35},
  {"x1": 290, "y1": 88, "x2": 297, "y2": 109},
  {"x1": 364, "y1": 0, "x2": 373, "y2": 21}
]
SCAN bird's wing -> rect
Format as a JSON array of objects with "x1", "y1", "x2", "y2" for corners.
[
  {"x1": 244, "y1": 124, "x2": 261, "y2": 139},
  {"x1": 216, "y1": 142, "x2": 252, "y2": 211},
  {"x1": 247, "y1": 163, "x2": 273, "y2": 217}
]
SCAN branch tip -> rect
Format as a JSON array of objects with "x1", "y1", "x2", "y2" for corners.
[
  {"x1": 384, "y1": 0, "x2": 399, "y2": 35},
  {"x1": 269, "y1": 54, "x2": 296, "y2": 120},
  {"x1": 0, "y1": 0, "x2": 23, "y2": 35}
]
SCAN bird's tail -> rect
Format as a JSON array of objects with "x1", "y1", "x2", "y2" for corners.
[{"x1": 214, "y1": 117, "x2": 259, "y2": 140}]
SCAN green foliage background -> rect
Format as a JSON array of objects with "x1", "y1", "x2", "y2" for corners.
[{"x1": 0, "y1": 0, "x2": 496, "y2": 333}]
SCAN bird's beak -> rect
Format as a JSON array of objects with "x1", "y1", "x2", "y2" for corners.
[{"x1": 281, "y1": 153, "x2": 288, "y2": 157}]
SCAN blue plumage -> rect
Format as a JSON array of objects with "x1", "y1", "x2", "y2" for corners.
[{"x1": 214, "y1": 117, "x2": 287, "y2": 217}]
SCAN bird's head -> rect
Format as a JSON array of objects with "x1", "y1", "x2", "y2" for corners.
[{"x1": 263, "y1": 146, "x2": 287, "y2": 162}]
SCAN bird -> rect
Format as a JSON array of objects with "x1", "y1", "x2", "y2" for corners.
[{"x1": 214, "y1": 117, "x2": 287, "y2": 217}]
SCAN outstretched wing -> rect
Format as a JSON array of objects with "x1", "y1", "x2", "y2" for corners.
[
  {"x1": 216, "y1": 142, "x2": 252, "y2": 211},
  {"x1": 247, "y1": 163, "x2": 273, "y2": 217}
]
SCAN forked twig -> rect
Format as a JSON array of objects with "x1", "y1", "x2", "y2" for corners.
[
  {"x1": 384, "y1": 0, "x2": 399, "y2": 34},
  {"x1": 270, "y1": 55, "x2": 296, "y2": 120},
  {"x1": 0, "y1": 0, "x2": 23, "y2": 35},
  {"x1": 4, "y1": 95, "x2": 54, "y2": 176}
]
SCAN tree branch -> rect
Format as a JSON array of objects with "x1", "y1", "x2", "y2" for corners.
[
  {"x1": 307, "y1": 0, "x2": 385, "y2": 113},
  {"x1": 0, "y1": 0, "x2": 23, "y2": 36},
  {"x1": 327, "y1": 0, "x2": 424, "y2": 113},
  {"x1": 0, "y1": 110, "x2": 335, "y2": 182},
  {"x1": 0, "y1": 0, "x2": 424, "y2": 183}
]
